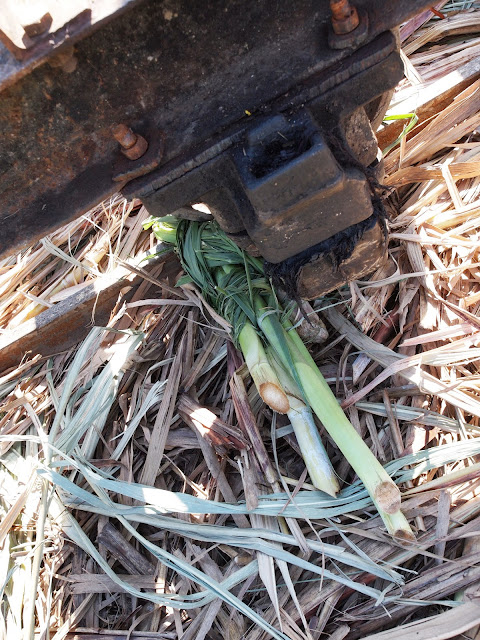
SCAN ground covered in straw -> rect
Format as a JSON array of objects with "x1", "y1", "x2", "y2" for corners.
[{"x1": 2, "y1": 4, "x2": 480, "y2": 639}]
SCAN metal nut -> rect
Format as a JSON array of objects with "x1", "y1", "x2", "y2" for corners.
[
  {"x1": 330, "y1": 0, "x2": 360, "y2": 35},
  {"x1": 112, "y1": 124, "x2": 149, "y2": 160}
]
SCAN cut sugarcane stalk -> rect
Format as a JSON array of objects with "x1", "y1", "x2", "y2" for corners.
[
  {"x1": 146, "y1": 216, "x2": 414, "y2": 540},
  {"x1": 255, "y1": 295, "x2": 413, "y2": 539},
  {"x1": 267, "y1": 347, "x2": 339, "y2": 496},
  {"x1": 238, "y1": 322, "x2": 290, "y2": 415},
  {"x1": 281, "y1": 323, "x2": 413, "y2": 538}
]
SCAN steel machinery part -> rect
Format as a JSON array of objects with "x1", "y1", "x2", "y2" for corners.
[{"x1": 0, "y1": 0, "x2": 433, "y2": 299}]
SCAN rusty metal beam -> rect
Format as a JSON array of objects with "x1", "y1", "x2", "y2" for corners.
[{"x1": 0, "y1": 0, "x2": 433, "y2": 259}]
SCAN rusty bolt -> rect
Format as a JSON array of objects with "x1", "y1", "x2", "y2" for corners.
[
  {"x1": 330, "y1": 0, "x2": 360, "y2": 35},
  {"x1": 112, "y1": 124, "x2": 149, "y2": 160}
]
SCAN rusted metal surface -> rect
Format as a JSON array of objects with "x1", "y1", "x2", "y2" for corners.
[
  {"x1": 330, "y1": 0, "x2": 360, "y2": 34},
  {"x1": 134, "y1": 30, "x2": 401, "y2": 267},
  {"x1": 0, "y1": 278, "x2": 125, "y2": 373},
  {"x1": 112, "y1": 126, "x2": 165, "y2": 183},
  {"x1": 0, "y1": 249, "x2": 178, "y2": 374},
  {"x1": 112, "y1": 124, "x2": 138, "y2": 150},
  {"x1": 0, "y1": 0, "x2": 433, "y2": 261},
  {"x1": 47, "y1": 46, "x2": 78, "y2": 73},
  {"x1": 22, "y1": 13, "x2": 53, "y2": 39},
  {"x1": 112, "y1": 124, "x2": 149, "y2": 160},
  {"x1": 328, "y1": 5, "x2": 369, "y2": 49}
]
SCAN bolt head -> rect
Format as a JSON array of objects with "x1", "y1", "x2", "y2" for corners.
[
  {"x1": 332, "y1": 7, "x2": 360, "y2": 34},
  {"x1": 121, "y1": 135, "x2": 149, "y2": 160}
]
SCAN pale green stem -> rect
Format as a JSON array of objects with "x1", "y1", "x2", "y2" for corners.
[
  {"x1": 284, "y1": 327, "x2": 412, "y2": 538},
  {"x1": 238, "y1": 322, "x2": 289, "y2": 414},
  {"x1": 267, "y1": 348, "x2": 339, "y2": 496},
  {"x1": 256, "y1": 297, "x2": 413, "y2": 539}
]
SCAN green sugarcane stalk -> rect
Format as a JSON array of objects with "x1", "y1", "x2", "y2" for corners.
[
  {"x1": 146, "y1": 216, "x2": 414, "y2": 540},
  {"x1": 281, "y1": 325, "x2": 413, "y2": 538},
  {"x1": 237, "y1": 322, "x2": 290, "y2": 414},
  {"x1": 255, "y1": 296, "x2": 413, "y2": 539},
  {"x1": 267, "y1": 346, "x2": 339, "y2": 496}
]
